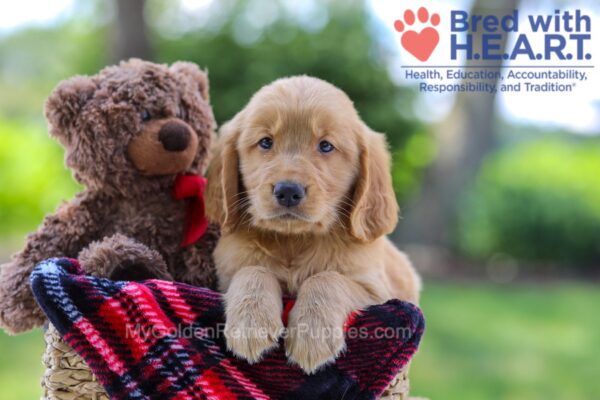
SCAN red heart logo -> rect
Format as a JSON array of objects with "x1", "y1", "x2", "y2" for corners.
[{"x1": 401, "y1": 27, "x2": 439, "y2": 62}]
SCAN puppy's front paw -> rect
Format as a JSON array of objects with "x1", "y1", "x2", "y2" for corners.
[
  {"x1": 224, "y1": 302, "x2": 284, "y2": 364},
  {"x1": 285, "y1": 309, "x2": 346, "y2": 374}
]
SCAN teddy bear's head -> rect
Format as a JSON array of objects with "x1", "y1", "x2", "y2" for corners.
[{"x1": 44, "y1": 59, "x2": 215, "y2": 196}]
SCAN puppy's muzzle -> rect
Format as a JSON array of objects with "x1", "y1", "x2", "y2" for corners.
[{"x1": 273, "y1": 181, "x2": 305, "y2": 208}]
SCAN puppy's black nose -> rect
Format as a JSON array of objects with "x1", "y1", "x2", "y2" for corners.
[
  {"x1": 273, "y1": 181, "x2": 305, "y2": 208},
  {"x1": 158, "y1": 121, "x2": 191, "y2": 152}
]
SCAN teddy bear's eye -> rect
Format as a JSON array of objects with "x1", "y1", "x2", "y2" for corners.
[{"x1": 141, "y1": 109, "x2": 151, "y2": 122}]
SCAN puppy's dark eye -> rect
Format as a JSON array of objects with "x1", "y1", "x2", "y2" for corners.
[
  {"x1": 141, "y1": 109, "x2": 151, "y2": 121},
  {"x1": 318, "y1": 140, "x2": 335, "y2": 153},
  {"x1": 258, "y1": 137, "x2": 273, "y2": 150}
]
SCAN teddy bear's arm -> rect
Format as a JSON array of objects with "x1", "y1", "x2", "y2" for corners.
[
  {"x1": 178, "y1": 222, "x2": 220, "y2": 289},
  {"x1": 0, "y1": 193, "x2": 101, "y2": 334},
  {"x1": 78, "y1": 233, "x2": 173, "y2": 282}
]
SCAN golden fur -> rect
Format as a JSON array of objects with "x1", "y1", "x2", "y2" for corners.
[{"x1": 206, "y1": 76, "x2": 421, "y2": 373}]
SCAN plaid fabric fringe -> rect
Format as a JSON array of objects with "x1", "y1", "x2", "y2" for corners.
[{"x1": 31, "y1": 258, "x2": 424, "y2": 400}]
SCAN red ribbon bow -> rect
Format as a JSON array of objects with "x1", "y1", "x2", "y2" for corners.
[{"x1": 173, "y1": 174, "x2": 209, "y2": 247}]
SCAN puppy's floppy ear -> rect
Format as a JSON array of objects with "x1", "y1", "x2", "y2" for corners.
[
  {"x1": 349, "y1": 126, "x2": 399, "y2": 242},
  {"x1": 44, "y1": 76, "x2": 96, "y2": 146},
  {"x1": 170, "y1": 61, "x2": 210, "y2": 101},
  {"x1": 206, "y1": 116, "x2": 243, "y2": 233}
]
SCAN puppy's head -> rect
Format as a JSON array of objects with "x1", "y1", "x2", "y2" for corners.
[{"x1": 207, "y1": 76, "x2": 398, "y2": 242}]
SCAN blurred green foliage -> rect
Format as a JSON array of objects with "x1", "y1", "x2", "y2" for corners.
[
  {"x1": 0, "y1": 119, "x2": 80, "y2": 237},
  {"x1": 391, "y1": 131, "x2": 437, "y2": 197},
  {"x1": 152, "y1": 1, "x2": 419, "y2": 147},
  {"x1": 0, "y1": 17, "x2": 108, "y2": 121},
  {"x1": 459, "y1": 138, "x2": 600, "y2": 270}
]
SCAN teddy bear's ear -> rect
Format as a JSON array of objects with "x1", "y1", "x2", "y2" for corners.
[
  {"x1": 44, "y1": 76, "x2": 96, "y2": 144},
  {"x1": 170, "y1": 61, "x2": 210, "y2": 101}
]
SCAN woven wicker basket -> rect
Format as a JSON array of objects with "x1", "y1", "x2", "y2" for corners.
[
  {"x1": 42, "y1": 325, "x2": 108, "y2": 400},
  {"x1": 42, "y1": 324, "x2": 417, "y2": 399}
]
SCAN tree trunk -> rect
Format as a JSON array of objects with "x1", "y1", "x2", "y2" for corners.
[
  {"x1": 112, "y1": 0, "x2": 153, "y2": 62},
  {"x1": 397, "y1": 0, "x2": 519, "y2": 248}
]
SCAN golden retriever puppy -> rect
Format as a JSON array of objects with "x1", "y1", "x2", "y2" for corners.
[{"x1": 206, "y1": 76, "x2": 421, "y2": 374}]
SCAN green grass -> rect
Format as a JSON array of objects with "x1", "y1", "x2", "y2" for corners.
[
  {"x1": 411, "y1": 282, "x2": 600, "y2": 400},
  {"x1": 0, "y1": 329, "x2": 45, "y2": 399},
  {"x1": 0, "y1": 282, "x2": 598, "y2": 399}
]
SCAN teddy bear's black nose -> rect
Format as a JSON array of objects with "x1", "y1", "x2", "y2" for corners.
[{"x1": 158, "y1": 121, "x2": 191, "y2": 152}]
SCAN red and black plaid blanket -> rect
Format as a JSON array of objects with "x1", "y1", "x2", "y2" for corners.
[{"x1": 31, "y1": 258, "x2": 424, "y2": 400}]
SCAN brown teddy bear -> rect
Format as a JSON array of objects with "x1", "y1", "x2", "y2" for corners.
[{"x1": 0, "y1": 59, "x2": 220, "y2": 334}]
